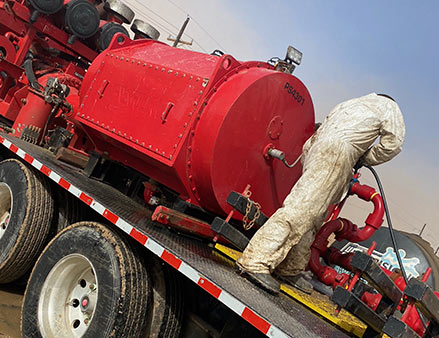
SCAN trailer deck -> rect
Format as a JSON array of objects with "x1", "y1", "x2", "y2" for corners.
[{"x1": 0, "y1": 133, "x2": 353, "y2": 338}]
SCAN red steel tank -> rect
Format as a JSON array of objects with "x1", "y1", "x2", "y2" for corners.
[{"x1": 76, "y1": 35, "x2": 314, "y2": 216}]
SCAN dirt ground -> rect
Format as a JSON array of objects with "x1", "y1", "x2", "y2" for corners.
[{"x1": 0, "y1": 284, "x2": 24, "y2": 338}]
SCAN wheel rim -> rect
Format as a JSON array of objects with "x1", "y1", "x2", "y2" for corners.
[
  {"x1": 38, "y1": 254, "x2": 98, "y2": 338},
  {"x1": 0, "y1": 183, "x2": 12, "y2": 240}
]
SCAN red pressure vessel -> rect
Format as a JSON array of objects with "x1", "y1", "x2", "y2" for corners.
[{"x1": 76, "y1": 35, "x2": 314, "y2": 216}]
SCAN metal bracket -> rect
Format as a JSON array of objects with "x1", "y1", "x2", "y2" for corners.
[
  {"x1": 332, "y1": 286, "x2": 386, "y2": 335},
  {"x1": 226, "y1": 191, "x2": 268, "y2": 228},
  {"x1": 152, "y1": 205, "x2": 227, "y2": 244},
  {"x1": 210, "y1": 217, "x2": 249, "y2": 251},
  {"x1": 382, "y1": 316, "x2": 421, "y2": 338},
  {"x1": 404, "y1": 278, "x2": 439, "y2": 329},
  {"x1": 350, "y1": 251, "x2": 403, "y2": 311}
]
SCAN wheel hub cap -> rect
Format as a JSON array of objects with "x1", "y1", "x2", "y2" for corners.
[
  {"x1": 38, "y1": 254, "x2": 98, "y2": 338},
  {"x1": 0, "y1": 183, "x2": 12, "y2": 240}
]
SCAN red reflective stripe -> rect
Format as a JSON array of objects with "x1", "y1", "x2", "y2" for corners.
[
  {"x1": 0, "y1": 136, "x2": 4, "y2": 143},
  {"x1": 130, "y1": 228, "x2": 148, "y2": 245},
  {"x1": 9, "y1": 144, "x2": 18, "y2": 153},
  {"x1": 242, "y1": 307, "x2": 270, "y2": 334},
  {"x1": 198, "y1": 278, "x2": 222, "y2": 298},
  {"x1": 58, "y1": 177, "x2": 71, "y2": 190},
  {"x1": 161, "y1": 250, "x2": 182, "y2": 270},
  {"x1": 24, "y1": 153, "x2": 34, "y2": 164},
  {"x1": 40, "y1": 165, "x2": 51, "y2": 176},
  {"x1": 79, "y1": 192, "x2": 93, "y2": 205},
  {"x1": 103, "y1": 209, "x2": 118, "y2": 224}
]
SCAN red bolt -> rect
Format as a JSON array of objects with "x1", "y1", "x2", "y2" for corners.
[{"x1": 82, "y1": 298, "x2": 88, "y2": 307}]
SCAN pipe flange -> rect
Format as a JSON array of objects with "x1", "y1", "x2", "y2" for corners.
[
  {"x1": 131, "y1": 19, "x2": 160, "y2": 40},
  {"x1": 104, "y1": 0, "x2": 135, "y2": 24}
]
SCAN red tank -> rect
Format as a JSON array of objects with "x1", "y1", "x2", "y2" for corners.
[{"x1": 76, "y1": 35, "x2": 314, "y2": 216}]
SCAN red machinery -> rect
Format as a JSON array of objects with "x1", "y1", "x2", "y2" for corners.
[
  {"x1": 0, "y1": 0, "x2": 314, "y2": 220},
  {"x1": 0, "y1": 0, "x2": 159, "y2": 146},
  {"x1": 1, "y1": 2, "x2": 439, "y2": 337},
  {"x1": 76, "y1": 35, "x2": 314, "y2": 216},
  {"x1": 307, "y1": 175, "x2": 439, "y2": 337}
]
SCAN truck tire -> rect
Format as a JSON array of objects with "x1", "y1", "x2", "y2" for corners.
[
  {"x1": 53, "y1": 187, "x2": 86, "y2": 233},
  {"x1": 0, "y1": 159, "x2": 54, "y2": 283},
  {"x1": 22, "y1": 222, "x2": 151, "y2": 338},
  {"x1": 144, "y1": 256, "x2": 183, "y2": 338}
]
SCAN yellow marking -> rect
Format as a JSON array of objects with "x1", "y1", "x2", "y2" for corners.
[
  {"x1": 214, "y1": 243, "x2": 370, "y2": 337},
  {"x1": 281, "y1": 284, "x2": 366, "y2": 337},
  {"x1": 215, "y1": 243, "x2": 241, "y2": 260},
  {"x1": 370, "y1": 192, "x2": 379, "y2": 200}
]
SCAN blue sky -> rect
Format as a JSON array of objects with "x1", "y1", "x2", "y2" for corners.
[{"x1": 126, "y1": 0, "x2": 438, "y2": 248}]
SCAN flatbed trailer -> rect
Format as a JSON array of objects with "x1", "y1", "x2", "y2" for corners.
[
  {"x1": 0, "y1": 133, "x2": 353, "y2": 338},
  {"x1": 2, "y1": 2, "x2": 439, "y2": 337}
]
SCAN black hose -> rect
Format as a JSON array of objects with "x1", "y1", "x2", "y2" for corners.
[
  {"x1": 364, "y1": 164, "x2": 409, "y2": 284},
  {"x1": 365, "y1": 165, "x2": 429, "y2": 328},
  {"x1": 23, "y1": 52, "x2": 42, "y2": 91}
]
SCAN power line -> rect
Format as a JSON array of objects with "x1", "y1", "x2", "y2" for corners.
[
  {"x1": 128, "y1": 3, "x2": 176, "y2": 36},
  {"x1": 132, "y1": 0, "x2": 181, "y2": 31},
  {"x1": 186, "y1": 14, "x2": 227, "y2": 52},
  {"x1": 165, "y1": 0, "x2": 227, "y2": 52},
  {"x1": 130, "y1": 2, "x2": 203, "y2": 52},
  {"x1": 164, "y1": 0, "x2": 186, "y2": 15},
  {"x1": 130, "y1": 0, "x2": 208, "y2": 52}
]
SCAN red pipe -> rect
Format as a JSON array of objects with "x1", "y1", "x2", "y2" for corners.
[
  {"x1": 309, "y1": 219, "x2": 351, "y2": 287},
  {"x1": 308, "y1": 181, "x2": 385, "y2": 288}
]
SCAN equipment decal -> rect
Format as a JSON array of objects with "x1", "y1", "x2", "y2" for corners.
[
  {"x1": 284, "y1": 82, "x2": 305, "y2": 106},
  {"x1": 338, "y1": 242, "x2": 421, "y2": 279}
]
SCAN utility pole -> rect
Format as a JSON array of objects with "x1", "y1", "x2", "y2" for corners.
[
  {"x1": 419, "y1": 223, "x2": 427, "y2": 236},
  {"x1": 172, "y1": 16, "x2": 190, "y2": 47},
  {"x1": 167, "y1": 36, "x2": 193, "y2": 47}
]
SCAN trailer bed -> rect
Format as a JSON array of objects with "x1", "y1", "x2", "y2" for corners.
[{"x1": 0, "y1": 133, "x2": 349, "y2": 338}]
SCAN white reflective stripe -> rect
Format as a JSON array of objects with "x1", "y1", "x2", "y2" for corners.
[
  {"x1": 16, "y1": 149, "x2": 26, "y2": 159},
  {"x1": 144, "y1": 239, "x2": 165, "y2": 257},
  {"x1": 115, "y1": 218, "x2": 133, "y2": 235},
  {"x1": 178, "y1": 262, "x2": 200, "y2": 283},
  {"x1": 267, "y1": 327, "x2": 290, "y2": 338},
  {"x1": 91, "y1": 201, "x2": 106, "y2": 215},
  {"x1": 31, "y1": 159, "x2": 43, "y2": 170},
  {"x1": 48, "y1": 171, "x2": 61, "y2": 183},
  {"x1": 2, "y1": 139, "x2": 12, "y2": 149},
  {"x1": 67, "y1": 185, "x2": 82, "y2": 199},
  {"x1": 218, "y1": 291, "x2": 246, "y2": 316}
]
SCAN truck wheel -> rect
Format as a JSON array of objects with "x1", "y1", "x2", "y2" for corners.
[
  {"x1": 22, "y1": 222, "x2": 151, "y2": 338},
  {"x1": 53, "y1": 187, "x2": 86, "y2": 233},
  {"x1": 0, "y1": 159, "x2": 54, "y2": 283},
  {"x1": 144, "y1": 257, "x2": 183, "y2": 338}
]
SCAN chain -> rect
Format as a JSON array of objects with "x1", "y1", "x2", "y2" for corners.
[{"x1": 242, "y1": 198, "x2": 261, "y2": 231}]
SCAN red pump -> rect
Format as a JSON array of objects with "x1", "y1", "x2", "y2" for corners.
[{"x1": 308, "y1": 180, "x2": 385, "y2": 288}]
